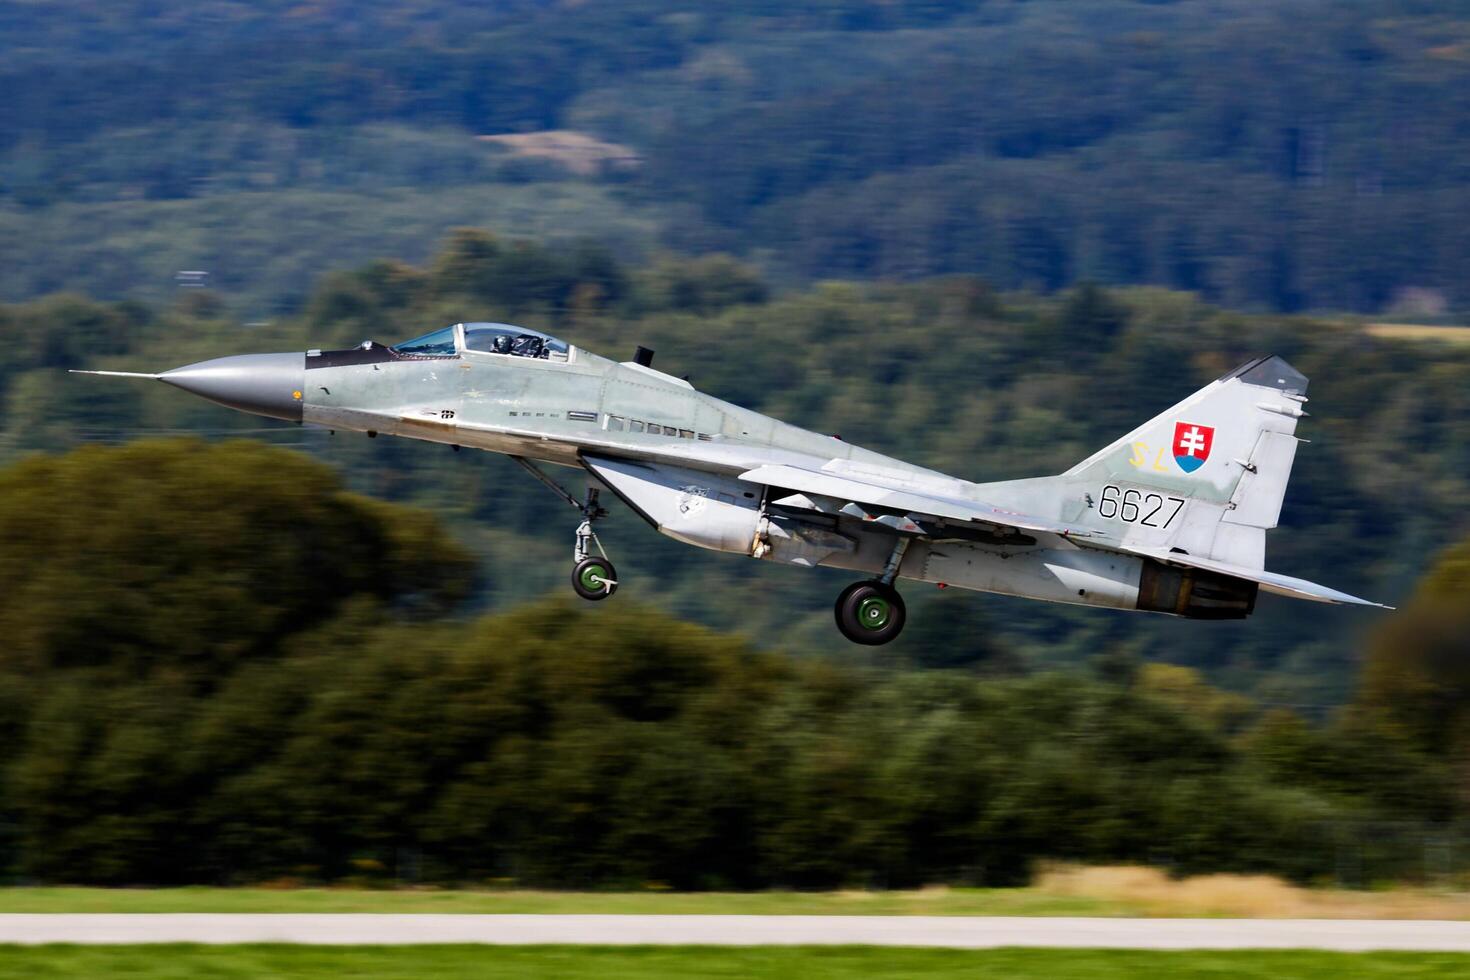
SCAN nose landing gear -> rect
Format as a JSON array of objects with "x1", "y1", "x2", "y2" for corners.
[
  {"x1": 571, "y1": 492, "x2": 617, "y2": 601},
  {"x1": 509, "y1": 455, "x2": 618, "y2": 601}
]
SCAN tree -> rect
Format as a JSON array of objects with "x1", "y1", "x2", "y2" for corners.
[
  {"x1": 0, "y1": 438, "x2": 476, "y2": 681},
  {"x1": 1354, "y1": 536, "x2": 1470, "y2": 766}
]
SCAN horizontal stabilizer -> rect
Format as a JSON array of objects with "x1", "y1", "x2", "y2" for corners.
[
  {"x1": 739, "y1": 463, "x2": 1091, "y2": 537},
  {"x1": 1123, "y1": 546, "x2": 1392, "y2": 608}
]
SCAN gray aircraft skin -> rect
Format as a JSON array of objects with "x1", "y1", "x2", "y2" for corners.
[{"x1": 78, "y1": 321, "x2": 1389, "y2": 644}]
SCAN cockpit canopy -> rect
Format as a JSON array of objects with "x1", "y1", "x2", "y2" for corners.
[
  {"x1": 464, "y1": 323, "x2": 569, "y2": 360},
  {"x1": 390, "y1": 323, "x2": 571, "y2": 361},
  {"x1": 390, "y1": 326, "x2": 457, "y2": 357}
]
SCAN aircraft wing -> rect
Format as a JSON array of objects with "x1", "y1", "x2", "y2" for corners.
[
  {"x1": 1114, "y1": 545, "x2": 1393, "y2": 608},
  {"x1": 737, "y1": 463, "x2": 1092, "y2": 538}
]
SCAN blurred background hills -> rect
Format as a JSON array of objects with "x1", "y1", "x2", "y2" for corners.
[
  {"x1": 0, "y1": 0, "x2": 1468, "y2": 887},
  {"x1": 3, "y1": 1, "x2": 1470, "y2": 317}
]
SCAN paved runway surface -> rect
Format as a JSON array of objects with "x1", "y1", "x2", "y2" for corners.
[{"x1": 2, "y1": 915, "x2": 1470, "y2": 950}]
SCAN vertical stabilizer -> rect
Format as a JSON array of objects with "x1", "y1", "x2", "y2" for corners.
[
  {"x1": 1064, "y1": 355, "x2": 1308, "y2": 568},
  {"x1": 980, "y1": 356, "x2": 1310, "y2": 570}
]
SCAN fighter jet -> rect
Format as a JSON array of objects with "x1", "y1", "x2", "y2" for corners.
[{"x1": 76, "y1": 323, "x2": 1389, "y2": 644}]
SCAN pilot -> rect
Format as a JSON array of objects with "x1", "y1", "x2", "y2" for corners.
[
  {"x1": 491, "y1": 334, "x2": 513, "y2": 355},
  {"x1": 512, "y1": 334, "x2": 545, "y2": 359}
]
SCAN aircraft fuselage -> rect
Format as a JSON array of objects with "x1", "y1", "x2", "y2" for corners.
[{"x1": 75, "y1": 323, "x2": 1384, "y2": 644}]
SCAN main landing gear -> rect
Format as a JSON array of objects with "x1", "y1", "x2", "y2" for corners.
[
  {"x1": 834, "y1": 580, "x2": 906, "y2": 645},
  {"x1": 834, "y1": 537, "x2": 910, "y2": 645},
  {"x1": 510, "y1": 456, "x2": 617, "y2": 601}
]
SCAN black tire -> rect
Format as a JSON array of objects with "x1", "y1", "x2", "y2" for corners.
[
  {"x1": 572, "y1": 556, "x2": 618, "y2": 601},
  {"x1": 834, "y1": 580, "x2": 906, "y2": 645}
]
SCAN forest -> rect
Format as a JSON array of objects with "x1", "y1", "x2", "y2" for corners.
[
  {"x1": 2, "y1": 1, "x2": 1470, "y2": 315},
  {"x1": 0, "y1": 436, "x2": 1465, "y2": 887}
]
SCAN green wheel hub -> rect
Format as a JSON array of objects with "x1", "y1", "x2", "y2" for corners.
[
  {"x1": 579, "y1": 563, "x2": 608, "y2": 590},
  {"x1": 834, "y1": 581, "x2": 905, "y2": 645},
  {"x1": 857, "y1": 595, "x2": 891, "y2": 630}
]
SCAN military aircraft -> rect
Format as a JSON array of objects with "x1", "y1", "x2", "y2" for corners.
[{"x1": 76, "y1": 323, "x2": 1388, "y2": 644}]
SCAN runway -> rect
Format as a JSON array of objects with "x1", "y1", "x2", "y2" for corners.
[{"x1": 2, "y1": 915, "x2": 1469, "y2": 950}]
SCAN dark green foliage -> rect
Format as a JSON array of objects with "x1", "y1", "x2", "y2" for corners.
[
  {"x1": 0, "y1": 439, "x2": 475, "y2": 679},
  {"x1": 0, "y1": 442, "x2": 1463, "y2": 887},
  {"x1": 0, "y1": 603, "x2": 1315, "y2": 885},
  {"x1": 1058, "y1": 283, "x2": 1129, "y2": 346},
  {"x1": 0, "y1": 589, "x2": 1445, "y2": 887},
  {"x1": 633, "y1": 255, "x2": 769, "y2": 315},
  {"x1": 1241, "y1": 710, "x2": 1457, "y2": 823},
  {"x1": 1352, "y1": 538, "x2": 1470, "y2": 768},
  {"x1": 0, "y1": 294, "x2": 141, "y2": 382}
]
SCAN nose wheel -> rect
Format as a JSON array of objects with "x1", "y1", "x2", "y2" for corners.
[
  {"x1": 834, "y1": 580, "x2": 906, "y2": 645},
  {"x1": 572, "y1": 554, "x2": 618, "y2": 601},
  {"x1": 571, "y1": 488, "x2": 617, "y2": 600}
]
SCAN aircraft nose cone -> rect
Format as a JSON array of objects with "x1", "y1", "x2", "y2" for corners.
[{"x1": 160, "y1": 352, "x2": 305, "y2": 422}]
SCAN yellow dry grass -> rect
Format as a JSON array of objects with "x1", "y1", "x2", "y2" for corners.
[
  {"x1": 1363, "y1": 323, "x2": 1470, "y2": 345},
  {"x1": 1036, "y1": 864, "x2": 1470, "y2": 919}
]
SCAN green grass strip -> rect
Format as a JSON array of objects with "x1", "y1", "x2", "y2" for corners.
[{"x1": 1, "y1": 946, "x2": 1468, "y2": 979}]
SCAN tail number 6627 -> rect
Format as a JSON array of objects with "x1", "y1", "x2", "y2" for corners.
[{"x1": 1097, "y1": 485, "x2": 1185, "y2": 528}]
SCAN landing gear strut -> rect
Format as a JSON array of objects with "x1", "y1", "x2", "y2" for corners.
[
  {"x1": 510, "y1": 456, "x2": 618, "y2": 601},
  {"x1": 834, "y1": 536, "x2": 910, "y2": 645},
  {"x1": 571, "y1": 489, "x2": 617, "y2": 601}
]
